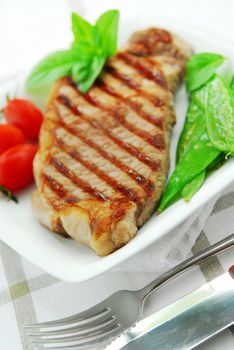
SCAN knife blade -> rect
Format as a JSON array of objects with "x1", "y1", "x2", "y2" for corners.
[{"x1": 106, "y1": 266, "x2": 234, "y2": 350}]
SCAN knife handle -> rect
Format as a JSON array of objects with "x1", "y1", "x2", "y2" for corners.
[{"x1": 137, "y1": 234, "x2": 234, "y2": 304}]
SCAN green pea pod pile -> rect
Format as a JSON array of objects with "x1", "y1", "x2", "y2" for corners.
[{"x1": 158, "y1": 53, "x2": 234, "y2": 212}]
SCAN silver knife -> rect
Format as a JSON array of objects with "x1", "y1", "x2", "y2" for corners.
[{"x1": 106, "y1": 266, "x2": 234, "y2": 350}]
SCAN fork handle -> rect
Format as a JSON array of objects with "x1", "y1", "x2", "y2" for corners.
[{"x1": 137, "y1": 233, "x2": 234, "y2": 302}]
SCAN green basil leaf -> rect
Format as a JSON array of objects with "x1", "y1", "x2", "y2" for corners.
[
  {"x1": 92, "y1": 26, "x2": 103, "y2": 49},
  {"x1": 27, "y1": 10, "x2": 120, "y2": 94},
  {"x1": 72, "y1": 12, "x2": 94, "y2": 46},
  {"x1": 72, "y1": 61, "x2": 90, "y2": 82},
  {"x1": 206, "y1": 75, "x2": 234, "y2": 154},
  {"x1": 186, "y1": 53, "x2": 224, "y2": 92},
  {"x1": 26, "y1": 49, "x2": 80, "y2": 92},
  {"x1": 96, "y1": 9, "x2": 119, "y2": 57},
  {"x1": 73, "y1": 54, "x2": 106, "y2": 93}
]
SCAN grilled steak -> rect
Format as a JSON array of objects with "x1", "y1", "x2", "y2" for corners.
[{"x1": 32, "y1": 28, "x2": 192, "y2": 256}]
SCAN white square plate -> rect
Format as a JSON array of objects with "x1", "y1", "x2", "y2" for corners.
[{"x1": 0, "y1": 12, "x2": 234, "y2": 283}]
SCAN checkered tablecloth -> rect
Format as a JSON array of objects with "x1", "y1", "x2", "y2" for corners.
[
  {"x1": 1, "y1": 0, "x2": 234, "y2": 349},
  {"x1": 0, "y1": 187, "x2": 233, "y2": 350}
]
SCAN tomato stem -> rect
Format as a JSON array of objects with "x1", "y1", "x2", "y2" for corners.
[{"x1": 0, "y1": 185, "x2": 18, "y2": 203}]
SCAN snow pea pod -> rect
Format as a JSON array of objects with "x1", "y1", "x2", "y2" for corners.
[
  {"x1": 176, "y1": 88, "x2": 207, "y2": 201},
  {"x1": 207, "y1": 153, "x2": 225, "y2": 171},
  {"x1": 183, "y1": 151, "x2": 226, "y2": 202},
  {"x1": 183, "y1": 153, "x2": 225, "y2": 203},
  {"x1": 159, "y1": 61, "x2": 233, "y2": 212},
  {"x1": 181, "y1": 171, "x2": 206, "y2": 202},
  {"x1": 230, "y1": 75, "x2": 234, "y2": 96},
  {"x1": 206, "y1": 75, "x2": 234, "y2": 154},
  {"x1": 158, "y1": 134, "x2": 220, "y2": 211},
  {"x1": 177, "y1": 81, "x2": 226, "y2": 202},
  {"x1": 177, "y1": 87, "x2": 206, "y2": 162},
  {"x1": 176, "y1": 98, "x2": 202, "y2": 162}
]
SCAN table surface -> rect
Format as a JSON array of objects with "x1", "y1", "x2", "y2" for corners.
[{"x1": 0, "y1": 1, "x2": 234, "y2": 349}]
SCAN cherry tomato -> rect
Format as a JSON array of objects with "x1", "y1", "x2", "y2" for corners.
[
  {"x1": 0, "y1": 124, "x2": 26, "y2": 154},
  {"x1": 0, "y1": 144, "x2": 37, "y2": 191},
  {"x1": 4, "y1": 98, "x2": 43, "y2": 141}
]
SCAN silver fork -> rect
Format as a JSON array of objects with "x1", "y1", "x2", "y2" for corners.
[{"x1": 26, "y1": 234, "x2": 234, "y2": 349}]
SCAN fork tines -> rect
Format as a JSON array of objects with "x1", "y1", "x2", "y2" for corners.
[{"x1": 25, "y1": 307, "x2": 121, "y2": 349}]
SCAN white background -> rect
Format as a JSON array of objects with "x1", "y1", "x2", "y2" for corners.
[{"x1": 1, "y1": 0, "x2": 234, "y2": 78}]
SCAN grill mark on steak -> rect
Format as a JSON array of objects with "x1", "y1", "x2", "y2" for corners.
[
  {"x1": 146, "y1": 56, "x2": 165, "y2": 67},
  {"x1": 55, "y1": 136, "x2": 141, "y2": 204},
  {"x1": 126, "y1": 100, "x2": 164, "y2": 130},
  {"x1": 53, "y1": 117, "x2": 155, "y2": 196},
  {"x1": 62, "y1": 82, "x2": 165, "y2": 151},
  {"x1": 50, "y1": 157, "x2": 108, "y2": 201},
  {"x1": 66, "y1": 76, "x2": 164, "y2": 130},
  {"x1": 43, "y1": 173, "x2": 67, "y2": 197},
  {"x1": 42, "y1": 173, "x2": 80, "y2": 205},
  {"x1": 103, "y1": 65, "x2": 163, "y2": 108},
  {"x1": 57, "y1": 93, "x2": 161, "y2": 171},
  {"x1": 82, "y1": 93, "x2": 165, "y2": 151},
  {"x1": 116, "y1": 52, "x2": 168, "y2": 89},
  {"x1": 93, "y1": 81, "x2": 164, "y2": 129}
]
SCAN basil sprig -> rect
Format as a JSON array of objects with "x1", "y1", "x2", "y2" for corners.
[{"x1": 26, "y1": 10, "x2": 119, "y2": 93}]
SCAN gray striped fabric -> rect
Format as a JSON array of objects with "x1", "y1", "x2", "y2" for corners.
[
  {"x1": 0, "y1": 188, "x2": 234, "y2": 349},
  {"x1": 192, "y1": 189, "x2": 234, "y2": 338}
]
